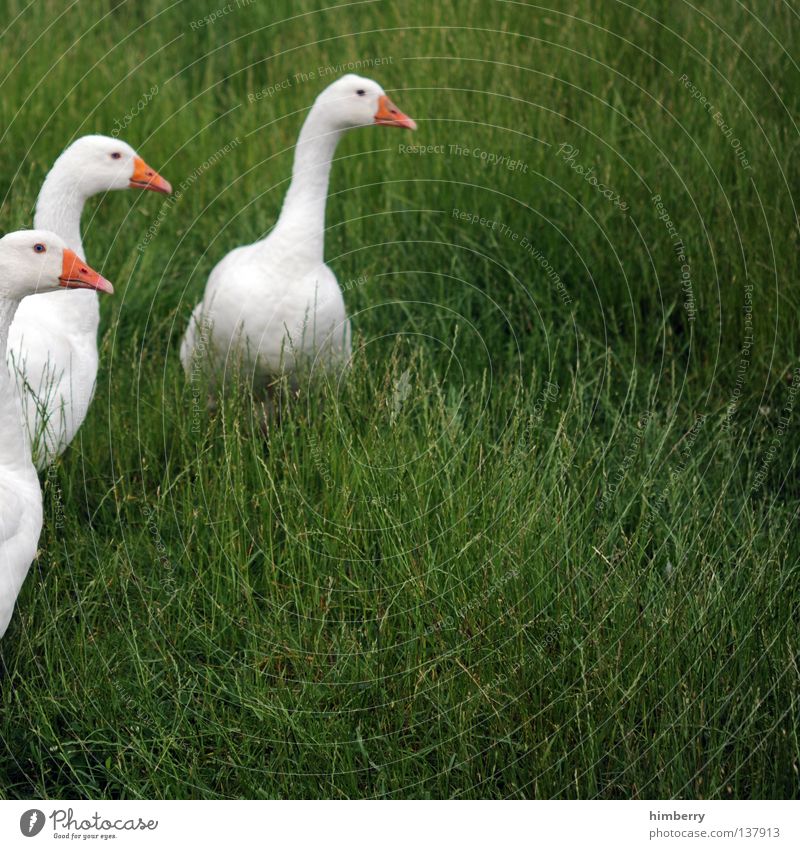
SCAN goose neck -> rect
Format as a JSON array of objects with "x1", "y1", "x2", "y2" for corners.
[
  {"x1": 272, "y1": 110, "x2": 343, "y2": 262},
  {"x1": 34, "y1": 163, "x2": 89, "y2": 258},
  {"x1": 0, "y1": 295, "x2": 19, "y2": 362},
  {"x1": 32, "y1": 162, "x2": 98, "y2": 319},
  {"x1": 0, "y1": 295, "x2": 32, "y2": 471}
]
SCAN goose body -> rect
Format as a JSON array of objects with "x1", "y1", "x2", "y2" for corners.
[
  {"x1": 180, "y1": 74, "x2": 415, "y2": 399},
  {"x1": 0, "y1": 230, "x2": 113, "y2": 638},
  {"x1": 0, "y1": 364, "x2": 41, "y2": 639},
  {"x1": 181, "y1": 228, "x2": 351, "y2": 389},
  {"x1": 7, "y1": 136, "x2": 170, "y2": 469}
]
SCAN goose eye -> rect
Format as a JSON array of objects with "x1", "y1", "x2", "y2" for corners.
[
  {"x1": 356, "y1": 89, "x2": 365, "y2": 96},
  {"x1": 111, "y1": 152, "x2": 122, "y2": 159},
  {"x1": 33, "y1": 243, "x2": 46, "y2": 253}
]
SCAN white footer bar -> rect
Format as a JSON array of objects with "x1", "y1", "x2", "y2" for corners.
[{"x1": 2, "y1": 800, "x2": 797, "y2": 848}]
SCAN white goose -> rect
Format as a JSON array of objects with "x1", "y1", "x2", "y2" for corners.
[
  {"x1": 7, "y1": 135, "x2": 171, "y2": 469},
  {"x1": 0, "y1": 230, "x2": 113, "y2": 638},
  {"x1": 180, "y1": 74, "x2": 416, "y2": 405}
]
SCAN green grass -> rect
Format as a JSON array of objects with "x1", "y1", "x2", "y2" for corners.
[{"x1": 0, "y1": 0, "x2": 799, "y2": 798}]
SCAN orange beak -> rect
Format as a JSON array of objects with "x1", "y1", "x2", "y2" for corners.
[
  {"x1": 130, "y1": 156, "x2": 172, "y2": 194},
  {"x1": 59, "y1": 249, "x2": 114, "y2": 294},
  {"x1": 374, "y1": 94, "x2": 417, "y2": 130}
]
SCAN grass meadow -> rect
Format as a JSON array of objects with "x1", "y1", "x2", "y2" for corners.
[{"x1": 0, "y1": 0, "x2": 798, "y2": 798}]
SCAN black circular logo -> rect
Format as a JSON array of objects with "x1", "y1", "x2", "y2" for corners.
[{"x1": 20, "y1": 810, "x2": 45, "y2": 837}]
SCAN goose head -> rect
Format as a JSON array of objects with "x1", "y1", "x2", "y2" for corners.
[
  {"x1": 53, "y1": 135, "x2": 172, "y2": 196},
  {"x1": 0, "y1": 230, "x2": 114, "y2": 299},
  {"x1": 314, "y1": 74, "x2": 417, "y2": 132}
]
